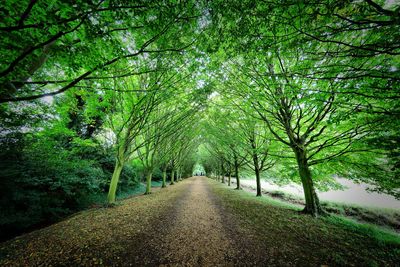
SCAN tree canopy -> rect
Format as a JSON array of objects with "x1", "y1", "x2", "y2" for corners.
[{"x1": 0, "y1": 0, "x2": 399, "y2": 239}]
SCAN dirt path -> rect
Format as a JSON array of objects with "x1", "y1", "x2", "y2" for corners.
[
  {"x1": 159, "y1": 177, "x2": 241, "y2": 265},
  {"x1": 0, "y1": 176, "x2": 399, "y2": 266},
  {"x1": 0, "y1": 177, "x2": 259, "y2": 266},
  {"x1": 127, "y1": 176, "x2": 262, "y2": 266}
]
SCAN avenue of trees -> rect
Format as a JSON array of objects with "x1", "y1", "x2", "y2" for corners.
[
  {"x1": 0, "y1": 0, "x2": 398, "y2": 239},
  {"x1": 202, "y1": 0, "x2": 400, "y2": 216}
]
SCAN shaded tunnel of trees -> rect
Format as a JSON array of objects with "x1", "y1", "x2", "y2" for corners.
[{"x1": 0, "y1": 0, "x2": 399, "y2": 241}]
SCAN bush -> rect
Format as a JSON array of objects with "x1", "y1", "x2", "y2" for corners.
[{"x1": 0, "y1": 130, "x2": 141, "y2": 241}]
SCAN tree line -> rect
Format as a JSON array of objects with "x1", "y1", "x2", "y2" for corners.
[{"x1": 0, "y1": 0, "x2": 398, "y2": 241}]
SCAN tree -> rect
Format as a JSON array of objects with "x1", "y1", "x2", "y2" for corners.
[
  {"x1": 105, "y1": 74, "x2": 160, "y2": 203},
  {"x1": 202, "y1": 102, "x2": 248, "y2": 190},
  {"x1": 0, "y1": 0, "x2": 200, "y2": 103},
  {"x1": 137, "y1": 101, "x2": 197, "y2": 194},
  {"x1": 226, "y1": 52, "x2": 380, "y2": 215},
  {"x1": 208, "y1": 0, "x2": 400, "y2": 200},
  {"x1": 236, "y1": 118, "x2": 275, "y2": 196}
]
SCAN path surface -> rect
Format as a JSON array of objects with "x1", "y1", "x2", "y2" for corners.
[
  {"x1": 0, "y1": 177, "x2": 399, "y2": 266},
  {"x1": 159, "y1": 177, "x2": 237, "y2": 265}
]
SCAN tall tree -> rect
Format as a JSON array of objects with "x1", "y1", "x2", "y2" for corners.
[
  {"x1": 223, "y1": 52, "x2": 376, "y2": 216},
  {"x1": 106, "y1": 73, "x2": 161, "y2": 203}
]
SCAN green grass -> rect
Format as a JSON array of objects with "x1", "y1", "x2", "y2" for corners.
[
  {"x1": 118, "y1": 180, "x2": 163, "y2": 199},
  {"x1": 210, "y1": 179, "x2": 400, "y2": 266},
  {"x1": 233, "y1": 185, "x2": 302, "y2": 211},
  {"x1": 90, "y1": 180, "x2": 165, "y2": 206},
  {"x1": 236, "y1": 180, "x2": 400, "y2": 233},
  {"x1": 323, "y1": 215, "x2": 400, "y2": 245},
  {"x1": 223, "y1": 181, "x2": 400, "y2": 244}
]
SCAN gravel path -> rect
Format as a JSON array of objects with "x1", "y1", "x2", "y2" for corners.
[
  {"x1": 159, "y1": 176, "x2": 238, "y2": 265},
  {"x1": 0, "y1": 177, "x2": 259, "y2": 266}
]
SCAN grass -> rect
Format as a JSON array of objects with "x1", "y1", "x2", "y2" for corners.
[
  {"x1": 225, "y1": 181, "x2": 400, "y2": 244},
  {"x1": 225, "y1": 182, "x2": 400, "y2": 244},
  {"x1": 323, "y1": 215, "x2": 400, "y2": 245},
  {"x1": 236, "y1": 179, "x2": 400, "y2": 233},
  {"x1": 234, "y1": 185, "x2": 302, "y2": 211},
  {"x1": 118, "y1": 180, "x2": 164, "y2": 199},
  {"x1": 89, "y1": 180, "x2": 165, "y2": 206},
  {"x1": 210, "y1": 179, "x2": 400, "y2": 266}
]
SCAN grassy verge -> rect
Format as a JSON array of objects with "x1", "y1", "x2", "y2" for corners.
[
  {"x1": 210, "y1": 179, "x2": 400, "y2": 266},
  {"x1": 89, "y1": 180, "x2": 164, "y2": 206},
  {"x1": 234, "y1": 179, "x2": 400, "y2": 233},
  {"x1": 323, "y1": 214, "x2": 400, "y2": 245}
]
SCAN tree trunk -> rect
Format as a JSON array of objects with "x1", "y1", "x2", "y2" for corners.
[
  {"x1": 107, "y1": 160, "x2": 124, "y2": 203},
  {"x1": 162, "y1": 167, "x2": 167, "y2": 188},
  {"x1": 255, "y1": 167, "x2": 261, "y2": 197},
  {"x1": 221, "y1": 163, "x2": 225, "y2": 183},
  {"x1": 228, "y1": 172, "x2": 231, "y2": 186},
  {"x1": 170, "y1": 169, "x2": 175, "y2": 185},
  {"x1": 175, "y1": 170, "x2": 179, "y2": 182},
  {"x1": 234, "y1": 162, "x2": 241, "y2": 190},
  {"x1": 294, "y1": 149, "x2": 322, "y2": 217},
  {"x1": 252, "y1": 151, "x2": 262, "y2": 197},
  {"x1": 145, "y1": 171, "x2": 152, "y2": 195}
]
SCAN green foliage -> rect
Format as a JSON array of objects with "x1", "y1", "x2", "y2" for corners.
[
  {"x1": 0, "y1": 0, "x2": 399, "y2": 243},
  {"x1": 0, "y1": 123, "x2": 141, "y2": 241}
]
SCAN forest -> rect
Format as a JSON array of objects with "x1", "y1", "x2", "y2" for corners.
[{"x1": 0, "y1": 0, "x2": 399, "y2": 266}]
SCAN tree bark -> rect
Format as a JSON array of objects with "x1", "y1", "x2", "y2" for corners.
[
  {"x1": 294, "y1": 148, "x2": 323, "y2": 217},
  {"x1": 252, "y1": 150, "x2": 262, "y2": 196},
  {"x1": 228, "y1": 172, "x2": 231, "y2": 186},
  {"x1": 221, "y1": 163, "x2": 225, "y2": 183},
  {"x1": 162, "y1": 166, "x2": 167, "y2": 188},
  {"x1": 255, "y1": 167, "x2": 261, "y2": 197},
  {"x1": 170, "y1": 169, "x2": 175, "y2": 185},
  {"x1": 107, "y1": 160, "x2": 124, "y2": 203},
  {"x1": 234, "y1": 161, "x2": 241, "y2": 190},
  {"x1": 145, "y1": 171, "x2": 152, "y2": 195}
]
